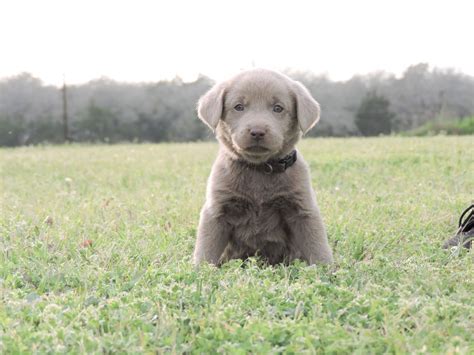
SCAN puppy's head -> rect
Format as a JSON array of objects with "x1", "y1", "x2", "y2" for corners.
[{"x1": 198, "y1": 69, "x2": 320, "y2": 163}]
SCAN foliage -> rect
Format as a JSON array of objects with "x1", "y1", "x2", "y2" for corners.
[
  {"x1": 1, "y1": 137, "x2": 473, "y2": 353},
  {"x1": 404, "y1": 116, "x2": 474, "y2": 136},
  {"x1": 355, "y1": 91, "x2": 394, "y2": 136},
  {"x1": 1, "y1": 64, "x2": 474, "y2": 146}
]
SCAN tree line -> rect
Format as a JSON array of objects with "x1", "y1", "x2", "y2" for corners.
[{"x1": 1, "y1": 63, "x2": 473, "y2": 146}]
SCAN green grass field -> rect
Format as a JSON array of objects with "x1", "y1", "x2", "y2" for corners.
[{"x1": 1, "y1": 137, "x2": 473, "y2": 353}]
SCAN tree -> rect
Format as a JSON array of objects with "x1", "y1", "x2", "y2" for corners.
[
  {"x1": 355, "y1": 91, "x2": 394, "y2": 136},
  {"x1": 1, "y1": 66, "x2": 474, "y2": 146}
]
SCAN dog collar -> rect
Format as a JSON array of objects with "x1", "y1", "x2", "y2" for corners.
[{"x1": 247, "y1": 150, "x2": 298, "y2": 174}]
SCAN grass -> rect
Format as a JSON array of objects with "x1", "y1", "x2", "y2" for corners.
[
  {"x1": 1, "y1": 137, "x2": 473, "y2": 353},
  {"x1": 405, "y1": 116, "x2": 474, "y2": 136}
]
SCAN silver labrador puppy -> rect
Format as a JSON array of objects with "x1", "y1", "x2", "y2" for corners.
[{"x1": 193, "y1": 69, "x2": 333, "y2": 266}]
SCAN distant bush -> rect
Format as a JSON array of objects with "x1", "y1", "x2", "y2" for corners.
[
  {"x1": 355, "y1": 91, "x2": 394, "y2": 136},
  {"x1": 404, "y1": 116, "x2": 474, "y2": 136}
]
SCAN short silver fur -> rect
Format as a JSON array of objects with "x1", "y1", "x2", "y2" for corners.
[{"x1": 194, "y1": 69, "x2": 333, "y2": 266}]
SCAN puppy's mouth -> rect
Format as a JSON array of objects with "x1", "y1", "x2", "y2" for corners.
[{"x1": 245, "y1": 145, "x2": 270, "y2": 154}]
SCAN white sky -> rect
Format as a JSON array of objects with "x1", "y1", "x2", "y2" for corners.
[{"x1": 1, "y1": 0, "x2": 473, "y2": 86}]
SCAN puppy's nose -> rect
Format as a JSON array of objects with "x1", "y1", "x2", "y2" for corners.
[{"x1": 250, "y1": 129, "x2": 266, "y2": 140}]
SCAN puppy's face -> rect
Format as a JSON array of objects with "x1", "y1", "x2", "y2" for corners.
[
  {"x1": 221, "y1": 73, "x2": 296, "y2": 163},
  {"x1": 198, "y1": 69, "x2": 321, "y2": 163}
]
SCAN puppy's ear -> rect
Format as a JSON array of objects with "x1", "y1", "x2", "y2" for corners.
[
  {"x1": 292, "y1": 81, "x2": 321, "y2": 135},
  {"x1": 197, "y1": 83, "x2": 226, "y2": 131}
]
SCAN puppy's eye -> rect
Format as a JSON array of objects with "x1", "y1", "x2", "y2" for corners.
[
  {"x1": 273, "y1": 104, "x2": 284, "y2": 113},
  {"x1": 234, "y1": 104, "x2": 244, "y2": 112}
]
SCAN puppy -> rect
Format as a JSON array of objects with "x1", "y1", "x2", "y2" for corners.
[{"x1": 193, "y1": 69, "x2": 333, "y2": 266}]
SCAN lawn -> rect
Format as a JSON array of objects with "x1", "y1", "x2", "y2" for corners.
[{"x1": 1, "y1": 137, "x2": 473, "y2": 353}]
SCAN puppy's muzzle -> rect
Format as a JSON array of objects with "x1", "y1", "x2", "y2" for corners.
[{"x1": 249, "y1": 128, "x2": 266, "y2": 141}]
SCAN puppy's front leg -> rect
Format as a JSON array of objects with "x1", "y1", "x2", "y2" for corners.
[
  {"x1": 193, "y1": 205, "x2": 230, "y2": 265},
  {"x1": 288, "y1": 207, "x2": 333, "y2": 265}
]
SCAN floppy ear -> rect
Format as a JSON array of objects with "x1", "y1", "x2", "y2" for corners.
[
  {"x1": 197, "y1": 83, "x2": 226, "y2": 131},
  {"x1": 292, "y1": 81, "x2": 321, "y2": 135}
]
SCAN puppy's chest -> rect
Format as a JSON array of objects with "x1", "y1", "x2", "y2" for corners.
[
  {"x1": 220, "y1": 193, "x2": 298, "y2": 241},
  {"x1": 221, "y1": 172, "x2": 298, "y2": 218},
  {"x1": 222, "y1": 193, "x2": 286, "y2": 217}
]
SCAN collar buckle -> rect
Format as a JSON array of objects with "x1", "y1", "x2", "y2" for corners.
[
  {"x1": 238, "y1": 150, "x2": 297, "y2": 174},
  {"x1": 263, "y1": 163, "x2": 273, "y2": 174},
  {"x1": 263, "y1": 150, "x2": 297, "y2": 174}
]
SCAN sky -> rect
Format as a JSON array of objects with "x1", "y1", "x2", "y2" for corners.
[{"x1": 1, "y1": 0, "x2": 473, "y2": 86}]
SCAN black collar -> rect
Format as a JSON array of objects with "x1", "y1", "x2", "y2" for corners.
[{"x1": 243, "y1": 150, "x2": 297, "y2": 174}]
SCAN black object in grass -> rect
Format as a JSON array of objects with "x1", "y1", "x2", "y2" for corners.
[{"x1": 443, "y1": 204, "x2": 474, "y2": 249}]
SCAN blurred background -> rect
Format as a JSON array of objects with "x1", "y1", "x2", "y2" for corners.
[{"x1": 1, "y1": 0, "x2": 473, "y2": 146}]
